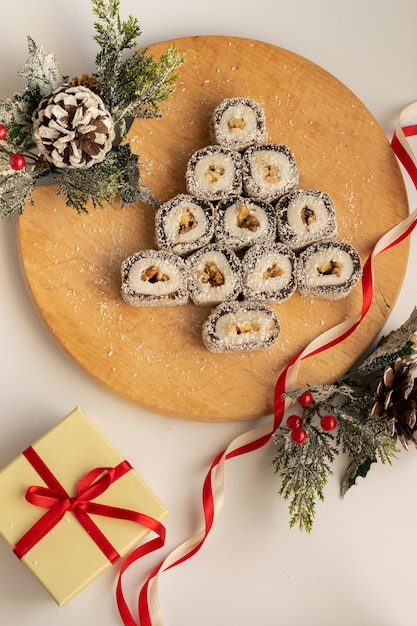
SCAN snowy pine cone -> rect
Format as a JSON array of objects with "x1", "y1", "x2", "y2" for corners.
[
  {"x1": 371, "y1": 357, "x2": 417, "y2": 449},
  {"x1": 32, "y1": 84, "x2": 115, "y2": 169}
]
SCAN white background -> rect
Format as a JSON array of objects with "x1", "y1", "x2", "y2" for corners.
[{"x1": 1, "y1": 1, "x2": 417, "y2": 625}]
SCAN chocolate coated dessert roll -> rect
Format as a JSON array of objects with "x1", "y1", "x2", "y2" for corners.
[
  {"x1": 215, "y1": 195, "x2": 276, "y2": 251},
  {"x1": 276, "y1": 189, "x2": 338, "y2": 251},
  {"x1": 155, "y1": 194, "x2": 215, "y2": 256},
  {"x1": 202, "y1": 300, "x2": 280, "y2": 353},
  {"x1": 210, "y1": 97, "x2": 267, "y2": 151},
  {"x1": 121, "y1": 249, "x2": 189, "y2": 307},
  {"x1": 297, "y1": 240, "x2": 362, "y2": 300},
  {"x1": 241, "y1": 243, "x2": 297, "y2": 303},
  {"x1": 242, "y1": 143, "x2": 298, "y2": 202},
  {"x1": 186, "y1": 243, "x2": 242, "y2": 306},
  {"x1": 186, "y1": 145, "x2": 242, "y2": 200}
]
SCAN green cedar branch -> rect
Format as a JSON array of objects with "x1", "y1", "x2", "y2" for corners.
[
  {"x1": 54, "y1": 145, "x2": 157, "y2": 213},
  {"x1": 0, "y1": 37, "x2": 62, "y2": 150},
  {"x1": 0, "y1": 165, "x2": 36, "y2": 218},
  {"x1": 92, "y1": 0, "x2": 185, "y2": 138},
  {"x1": 273, "y1": 426, "x2": 337, "y2": 532}
]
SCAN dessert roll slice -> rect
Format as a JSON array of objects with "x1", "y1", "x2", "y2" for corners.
[
  {"x1": 186, "y1": 243, "x2": 242, "y2": 306},
  {"x1": 185, "y1": 145, "x2": 242, "y2": 200},
  {"x1": 155, "y1": 194, "x2": 215, "y2": 256},
  {"x1": 242, "y1": 143, "x2": 298, "y2": 202},
  {"x1": 210, "y1": 97, "x2": 267, "y2": 151},
  {"x1": 242, "y1": 243, "x2": 297, "y2": 303},
  {"x1": 276, "y1": 189, "x2": 338, "y2": 251},
  {"x1": 215, "y1": 195, "x2": 276, "y2": 251},
  {"x1": 297, "y1": 240, "x2": 362, "y2": 300},
  {"x1": 121, "y1": 249, "x2": 189, "y2": 307},
  {"x1": 202, "y1": 300, "x2": 280, "y2": 353}
]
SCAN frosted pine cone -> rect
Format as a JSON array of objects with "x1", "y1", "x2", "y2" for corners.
[
  {"x1": 371, "y1": 357, "x2": 417, "y2": 449},
  {"x1": 32, "y1": 85, "x2": 115, "y2": 169}
]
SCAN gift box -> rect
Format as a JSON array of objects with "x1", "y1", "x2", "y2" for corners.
[{"x1": 0, "y1": 406, "x2": 169, "y2": 606}]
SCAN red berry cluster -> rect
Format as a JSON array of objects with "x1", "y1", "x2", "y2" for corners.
[
  {"x1": 286, "y1": 390, "x2": 337, "y2": 444},
  {"x1": 0, "y1": 124, "x2": 27, "y2": 170}
]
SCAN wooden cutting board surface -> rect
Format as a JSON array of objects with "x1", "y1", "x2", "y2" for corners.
[{"x1": 18, "y1": 36, "x2": 409, "y2": 422}]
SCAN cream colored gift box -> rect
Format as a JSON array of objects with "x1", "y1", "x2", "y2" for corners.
[{"x1": 0, "y1": 406, "x2": 168, "y2": 605}]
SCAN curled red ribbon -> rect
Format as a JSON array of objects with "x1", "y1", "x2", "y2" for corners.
[{"x1": 13, "y1": 445, "x2": 166, "y2": 568}]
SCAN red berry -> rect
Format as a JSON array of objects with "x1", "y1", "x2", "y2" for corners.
[
  {"x1": 9, "y1": 153, "x2": 26, "y2": 170},
  {"x1": 0, "y1": 124, "x2": 6, "y2": 140},
  {"x1": 291, "y1": 427, "x2": 308, "y2": 444},
  {"x1": 320, "y1": 414, "x2": 337, "y2": 431},
  {"x1": 286, "y1": 414, "x2": 301, "y2": 430},
  {"x1": 297, "y1": 390, "x2": 314, "y2": 407}
]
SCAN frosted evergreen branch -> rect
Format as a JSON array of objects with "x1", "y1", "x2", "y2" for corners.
[
  {"x1": 18, "y1": 36, "x2": 62, "y2": 96},
  {"x1": 336, "y1": 410, "x2": 398, "y2": 495},
  {"x1": 0, "y1": 167, "x2": 35, "y2": 218},
  {"x1": 110, "y1": 44, "x2": 185, "y2": 131},
  {"x1": 273, "y1": 427, "x2": 336, "y2": 532},
  {"x1": 357, "y1": 307, "x2": 417, "y2": 376},
  {"x1": 54, "y1": 145, "x2": 157, "y2": 212},
  {"x1": 0, "y1": 37, "x2": 62, "y2": 150},
  {"x1": 92, "y1": 0, "x2": 142, "y2": 112},
  {"x1": 92, "y1": 0, "x2": 139, "y2": 50},
  {"x1": 91, "y1": 0, "x2": 184, "y2": 138}
]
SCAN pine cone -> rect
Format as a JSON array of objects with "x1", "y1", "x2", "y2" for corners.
[
  {"x1": 70, "y1": 74, "x2": 102, "y2": 95},
  {"x1": 32, "y1": 85, "x2": 115, "y2": 169},
  {"x1": 371, "y1": 357, "x2": 417, "y2": 449}
]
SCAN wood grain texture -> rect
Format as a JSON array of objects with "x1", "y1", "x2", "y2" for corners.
[{"x1": 18, "y1": 36, "x2": 409, "y2": 422}]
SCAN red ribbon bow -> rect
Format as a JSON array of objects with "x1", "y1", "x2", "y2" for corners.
[{"x1": 13, "y1": 445, "x2": 166, "y2": 566}]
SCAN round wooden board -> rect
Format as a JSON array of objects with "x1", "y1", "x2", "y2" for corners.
[{"x1": 18, "y1": 36, "x2": 409, "y2": 422}]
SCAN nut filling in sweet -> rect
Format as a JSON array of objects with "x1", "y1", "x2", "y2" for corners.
[
  {"x1": 198, "y1": 262, "x2": 225, "y2": 286},
  {"x1": 228, "y1": 117, "x2": 246, "y2": 131},
  {"x1": 301, "y1": 205, "x2": 316, "y2": 226},
  {"x1": 263, "y1": 263, "x2": 284, "y2": 279},
  {"x1": 236, "y1": 204, "x2": 260, "y2": 231},
  {"x1": 205, "y1": 163, "x2": 225, "y2": 183},
  {"x1": 227, "y1": 321, "x2": 262, "y2": 335},
  {"x1": 141, "y1": 266, "x2": 170, "y2": 283},
  {"x1": 178, "y1": 208, "x2": 197, "y2": 234},
  {"x1": 317, "y1": 260, "x2": 342, "y2": 277},
  {"x1": 261, "y1": 161, "x2": 280, "y2": 184}
]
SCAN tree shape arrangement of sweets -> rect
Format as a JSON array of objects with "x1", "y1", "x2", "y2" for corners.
[{"x1": 0, "y1": 0, "x2": 184, "y2": 217}]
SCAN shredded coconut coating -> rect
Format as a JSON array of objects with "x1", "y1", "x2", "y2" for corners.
[
  {"x1": 186, "y1": 145, "x2": 243, "y2": 200},
  {"x1": 241, "y1": 242, "x2": 298, "y2": 303},
  {"x1": 121, "y1": 249, "x2": 189, "y2": 307},
  {"x1": 186, "y1": 243, "x2": 242, "y2": 306},
  {"x1": 155, "y1": 194, "x2": 215, "y2": 255},
  {"x1": 215, "y1": 195, "x2": 276, "y2": 251},
  {"x1": 202, "y1": 300, "x2": 280, "y2": 353},
  {"x1": 297, "y1": 240, "x2": 362, "y2": 300},
  {"x1": 242, "y1": 143, "x2": 298, "y2": 202},
  {"x1": 210, "y1": 97, "x2": 267, "y2": 151},
  {"x1": 276, "y1": 189, "x2": 338, "y2": 251}
]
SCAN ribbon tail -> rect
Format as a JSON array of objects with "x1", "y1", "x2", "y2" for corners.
[
  {"x1": 115, "y1": 518, "x2": 166, "y2": 626},
  {"x1": 138, "y1": 418, "x2": 276, "y2": 626}
]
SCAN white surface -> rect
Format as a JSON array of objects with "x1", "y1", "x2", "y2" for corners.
[{"x1": 1, "y1": 1, "x2": 417, "y2": 625}]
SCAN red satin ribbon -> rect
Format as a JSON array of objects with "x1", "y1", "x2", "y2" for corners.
[
  {"x1": 391, "y1": 124, "x2": 417, "y2": 188},
  {"x1": 129, "y1": 110, "x2": 417, "y2": 626},
  {"x1": 13, "y1": 446, "x2": 166, "y2": 574}
]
